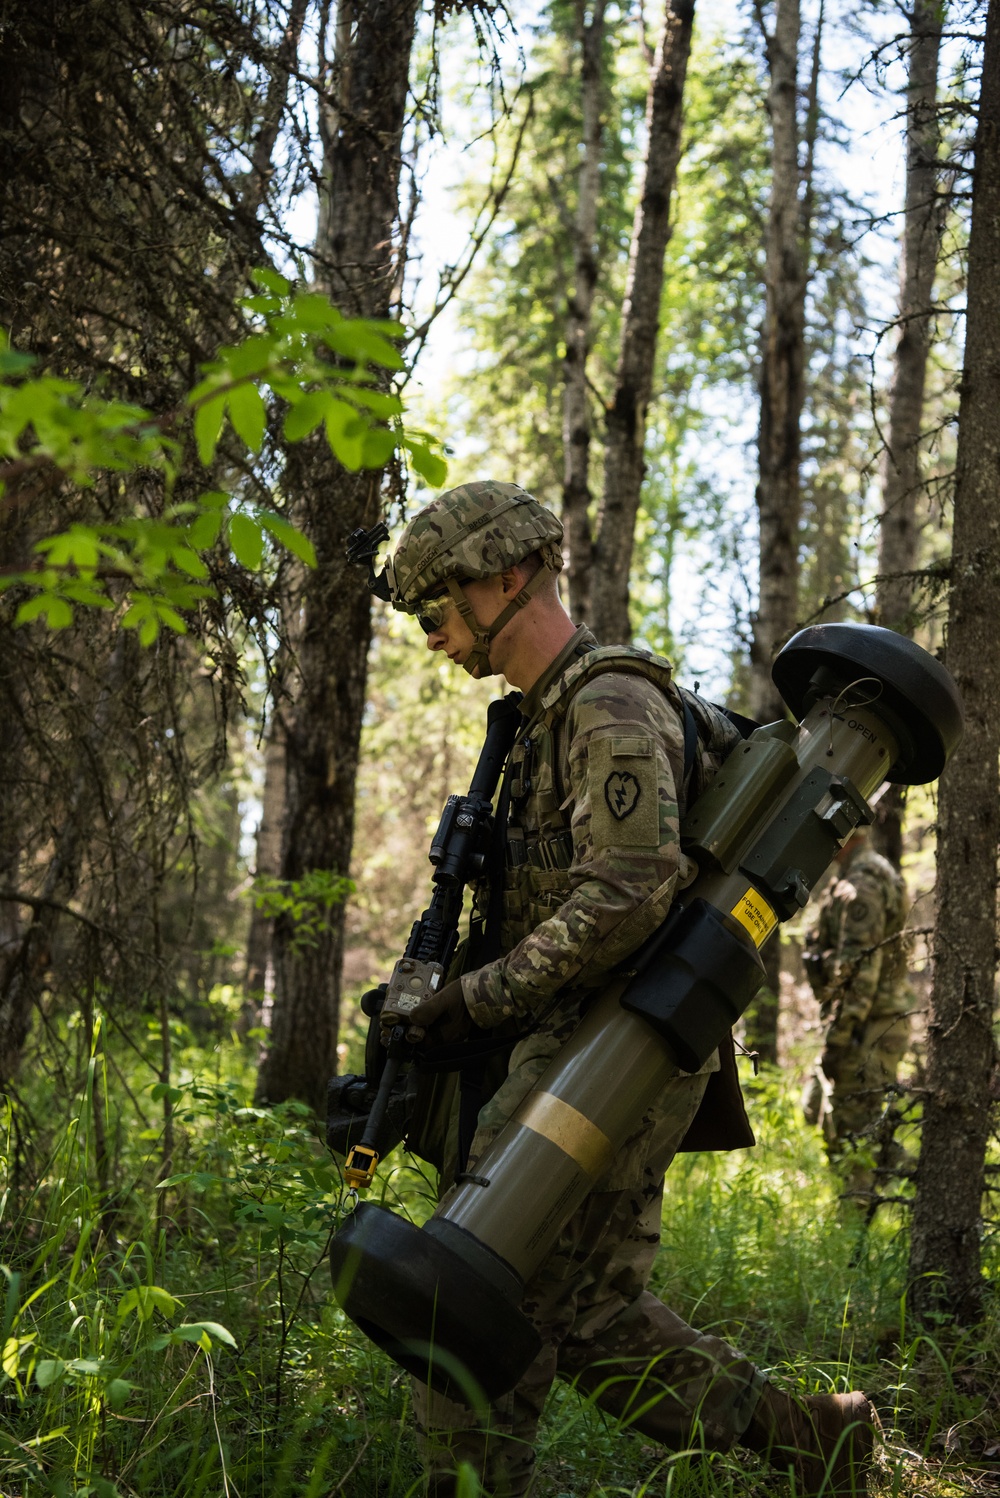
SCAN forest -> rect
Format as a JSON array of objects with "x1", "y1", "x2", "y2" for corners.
[{"x1": 0, "y1": 0, "x2": 998, "y2": 1493}]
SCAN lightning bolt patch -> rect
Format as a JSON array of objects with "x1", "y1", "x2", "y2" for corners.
[{"x1": 604, "y1": 771, "x2": 640, "y2": 821}]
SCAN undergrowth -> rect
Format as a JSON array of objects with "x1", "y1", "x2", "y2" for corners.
[{"x1": 0, "y1": 1014, "x2": 997, "y2": 1498}]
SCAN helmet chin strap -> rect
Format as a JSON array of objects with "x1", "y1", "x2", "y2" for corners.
[{"x1": 445, "y1": 564, "x2": 556, "y2": 678}]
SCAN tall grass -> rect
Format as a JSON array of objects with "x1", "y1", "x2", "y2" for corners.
[{"x1": 0, "y1": 1021, "x2": 996, "y2": 1497}]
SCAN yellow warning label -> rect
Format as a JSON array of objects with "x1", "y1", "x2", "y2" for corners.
[{"x1": 730, "y1": 889, "x2": 778, "y2": 947}]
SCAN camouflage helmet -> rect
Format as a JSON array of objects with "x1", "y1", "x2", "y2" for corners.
[
  {"x1": 378, "y1": 482, "x2": 563, "y2": 678},
  {"x1": 384, "y1": 481, "x2": 563, "y2": 612}
]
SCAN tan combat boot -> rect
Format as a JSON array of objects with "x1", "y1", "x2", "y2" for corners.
[{"x1": 744, "y1": 1385, "x2": 876, "y2": 1496}]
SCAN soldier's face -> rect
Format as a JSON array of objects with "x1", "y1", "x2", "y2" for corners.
[{"x1": 424, "y1": 577, "x2": 505, "y2": 671}]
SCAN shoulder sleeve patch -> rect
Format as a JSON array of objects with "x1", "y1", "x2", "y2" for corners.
[{"x1": 589, "y1": 733, "x2": 660, "y2": 850}]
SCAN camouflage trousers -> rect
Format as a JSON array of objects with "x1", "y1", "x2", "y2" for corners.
[
  {"x1": 804, "y1": 1011, "x2": 911, "y2": 1197},
  {"x1": 413, "y1": 1068, "x2": 765, "y2": 1497},
  {"x1": 832, "y1": 1012, "x2": 911, "y2": 1200}
]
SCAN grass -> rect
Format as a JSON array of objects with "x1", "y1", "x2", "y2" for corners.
[{"x1": 0, "y1": 1015, "x2": 998, "y2": 1498}]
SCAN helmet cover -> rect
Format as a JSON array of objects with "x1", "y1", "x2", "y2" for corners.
[{"x1": 385, "y1": 481, "x2": 563, "y2": 613}]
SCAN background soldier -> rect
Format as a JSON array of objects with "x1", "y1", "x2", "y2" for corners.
[
  {"x1": 378, "y1": 481, "x2": 874, "y2": 1497},
  {"x1": 803, "y1": 831, "x2": 912, "y2": 1200}
]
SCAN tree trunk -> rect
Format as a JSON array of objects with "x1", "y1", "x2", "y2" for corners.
[
  {"x1": 750, "y1": 0, "x2": 805, "y2": 725},
  {"x1": 588, "y1": 0, "x2": 695, "y2": 644},
  {"x1": 255, "y1": 0, "x2": 420, "y2": 1112},
  {"x1": 909, "y1": 0, "x2": 1000, "y2": 1322},
  {"x1": 744, "y1": 0, "x2": 818, "y2": 1058},
  {"x1": 873, "y1": 0, "x2": 944, "y2": 868},
  {"x1": 244, "y1": 710, "x2": 287, "y2": 1000},
  {"x1": 0, "y1": 634, "x2": 134, "y2": 1085},
  {"x1": 562, "y1": 0, "x2": 607, "y2": 623}
]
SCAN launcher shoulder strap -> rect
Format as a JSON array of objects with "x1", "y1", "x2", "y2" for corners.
[
  {"x1": 537, "y1": 644, "x2": 675, "y2": 720},
  {"x1": 534, "y1": 641, "x2": 696, "y2": 768}
]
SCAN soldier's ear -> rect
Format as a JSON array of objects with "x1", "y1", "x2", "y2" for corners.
[{"x1": 500, "y1": 565, "x2": 525, "y2": 596}]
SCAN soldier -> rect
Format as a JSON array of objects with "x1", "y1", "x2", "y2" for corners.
[
  {"x1": 803, "y1": 831, "x2": 912, "y2": 1198},
  {"x1": 377, "y1": 481, "x2": 874, "y2": 1497}
]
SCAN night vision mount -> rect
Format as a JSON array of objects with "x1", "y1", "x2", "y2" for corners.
[
  {"x1": 346, "y1": 521, "x2": 392, "y2": 601},
  {"x1": 330, "y1": 623, "x2": 964, "y2": 1404}
]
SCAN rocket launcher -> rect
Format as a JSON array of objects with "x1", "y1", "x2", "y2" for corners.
[{"x1": 329, "y1": 623, "x2": 964, "y2": 1402}]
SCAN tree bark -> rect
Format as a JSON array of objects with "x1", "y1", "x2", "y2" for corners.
[
  {"x1": 255, "y1": 0, "x2": 420, "y2": 1112},
  {"x1": 873, "y1": 0, "x2": 944, "y2": 868},
  {"x1": 562, "y1": 0, "x2": 607, "y2": 624},
  {"x1": 909, "y1": 0, "x2": 1000, "y2": 1323},
  {"x1": 750, "y1": 0, "x2": 806, "y2": 725},
  {"x1": 588, "y1": 0, "x2": 695, "y2": 645},
  {"x1": 744, "y1": 0, "x2": 820, "y2": 1058},
  {"x1": 0, "y1": 634, "x2": 133, "y2": 1085}
]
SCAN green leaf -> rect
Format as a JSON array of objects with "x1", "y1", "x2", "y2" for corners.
[
  {"x1": 229, "y1": 513, "x2": 264, "y2": 570},
  {"x1": 15, "y1": 594, "x2": 73, "y2": 629},
  {"x1": 34, "y1": 1358, "x2": 65, "y2": 1389},
  {"x1": 223, "y1": 334, "x2": 278, "y2": 380},
  {"x1": 2, "y1": 1334, "x2": 35, "y2": 1378},
  {"x1": 0, "y1": 343, "x2": 36, "y2": 376},
  {"x1": 161, "y1": 1321, "x2": 236, "y2": 1352},
  {"x1": 323, "y1": 321, "x2": 405, "y2": 371},
  {"x1": 406, "y1": 439, "x2": 449, "y2": 488},
  {"x1": 188, "y1": 1320, "x2": 236, "y2": 1349},
  {"x1": 259, "y1": 514, "x2": 316, "y2": 567},
  {"x1": 285, "y1": 293, "x2": 342, "y2": 332},
  {"x1": 188, "y1": 506, "x2": 225, "y2": 551},
  {"x1": 283, "y1": 390, "x2": 331, "y2": 442},
  {"x1": 61, "y1": 579, "x2": 114, "y2": 609},
  {"x1": 360, "y1": 428, "x2": 397, "y2": 467},
  {"x1": 250, "y1": 267, "x2": 291, "y2": 296},
  {"x1": 107, "y1": 1378, "x2": 134, "y2": 1410},
  {"x1": 227, "y1": 382, "x2": 266, "y2": 454},
  {"x1": 122, "y1": 598, "x2": 158, "y2": 642},
  {"x1": 150, "y1": 1082, "x2": 183, "y2": 1103},
  {"x1": 153, "y1": 601, "x2": 188, "y2": 635},
  {"x1": 172, "y1": 544, "x2": 209, "y2": 579},
  {"x1": 324, "y1": 400, "x2": 365, "y2": 471},
  {"x1": 116, "y1": 1285, "x2": 178, "y2": 1323},
  {"x1": 194, "y1": 394, "x2": 226, "y2": 466},
  {"x1": 344, "y1": 386, "x2": 403, "y2": 420}
]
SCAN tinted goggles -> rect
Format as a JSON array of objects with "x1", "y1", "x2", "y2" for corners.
[
  {"x1": 415, "y1": 591, "x2": 455, "y2": 635},
  {"x1": 415, "y1": 581, "x2": 468, "y2": 635}
]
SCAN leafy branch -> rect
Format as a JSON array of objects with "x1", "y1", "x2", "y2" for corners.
[{"x1": 0, "y1": 268, "x2": 447, "y2": 643}]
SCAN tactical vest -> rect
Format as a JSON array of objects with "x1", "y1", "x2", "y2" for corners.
[
  {"x1": 808, "y1": 847, "x2": 910, "y2": 1008},
  {"x1": 489, "y1": 646, "x2": 739, "y2": 953}
]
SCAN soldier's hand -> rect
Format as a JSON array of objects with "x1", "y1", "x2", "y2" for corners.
[{"x1": 381, "y1": 978, "x2": 473, "y2": 1047}]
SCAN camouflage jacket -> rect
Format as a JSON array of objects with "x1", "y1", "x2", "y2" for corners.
[
  {"x1": 462, "y1": 627, "x2": 740, "y2": 1028},
  {"x1": 459, "y1": 628, "x2": 743, "y2": 1174},
  {"x1": 804, "y1": 844, "x2": 911, "y2": 1046}
]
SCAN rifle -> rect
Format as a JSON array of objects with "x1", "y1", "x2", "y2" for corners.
[{"x1": 327, "y1": 691, "x2": 523, "y2": 1189}]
